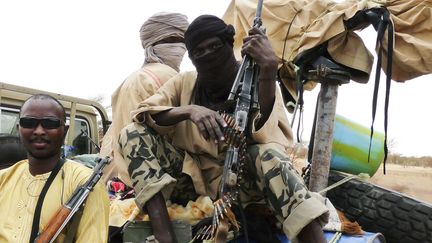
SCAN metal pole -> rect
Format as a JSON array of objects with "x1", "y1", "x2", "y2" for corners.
[{"x1": 308, "y1": 83, "x2": 338, "y2": 194}]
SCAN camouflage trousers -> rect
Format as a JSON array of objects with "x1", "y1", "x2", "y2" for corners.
[{"x1": 118, "y1": 122, "x2": 327, "y2": 239}]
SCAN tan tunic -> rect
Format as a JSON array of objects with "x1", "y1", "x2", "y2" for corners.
[
  {"x1": 100, "y1": 63, "x2": 178, "y2": 185},
  {"x1": 131, "y1": 71, "x2": 293, "y2": 197}
]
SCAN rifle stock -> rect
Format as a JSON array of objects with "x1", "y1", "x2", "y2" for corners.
[{"x1": 34, "y1": 206, "x2": 71, "y2": 243}]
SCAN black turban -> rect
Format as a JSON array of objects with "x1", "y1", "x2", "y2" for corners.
[{"x1": 184, "y1": 15, "x2": 235, "y2": 52}]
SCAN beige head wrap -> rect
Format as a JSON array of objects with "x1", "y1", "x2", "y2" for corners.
[{"x1": 140, "y1": 12, "x2": 189, "y2": 69}]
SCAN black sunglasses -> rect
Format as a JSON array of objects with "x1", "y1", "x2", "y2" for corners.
[{"x1": 19, "y1": 117, "x2": 64, "y2": 129}]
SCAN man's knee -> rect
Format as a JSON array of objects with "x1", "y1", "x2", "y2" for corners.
[
  {"x1": 119, "y1": 122, "x2": 158, "y2": 151},
  {"x1": 249, "y1": 144, "x2": 293, "y2": 174},
  {"x1": 249, "y1": 144, "x2": 308, "y2": 196}
]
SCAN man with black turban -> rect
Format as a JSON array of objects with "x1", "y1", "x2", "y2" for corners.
[
  {"x1": 100, "y1": 12, "x2": 189, "y2": 186},
  {"x1": 117, "y1": 15, "x2": 328, "y2": 242}
]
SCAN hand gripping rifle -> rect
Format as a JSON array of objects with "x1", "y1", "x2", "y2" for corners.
[
  {"x1": 193, "y1": 1, "x2": 265, "y2": 241},
  {"x1": 34, "y1": 157, "x2": 110, "y2": 243}
]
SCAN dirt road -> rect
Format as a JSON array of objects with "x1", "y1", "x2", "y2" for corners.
[
  {"x1": 292, "y1": 157, "x2": 432, "y2": 204},
  {"x1": 370, "y1": 164, "x2": 432, "y2": 204}
]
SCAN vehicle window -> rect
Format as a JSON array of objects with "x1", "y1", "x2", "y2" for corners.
[
  {"x1": 0, "y1": 108, "x2": 20, "y2": 135},
  {"x1": 1, "y1": 106, "x2": 93, "y2": 156},
  {"x1": 68, "y1": 118, "x2": 92, "y2": 156}
]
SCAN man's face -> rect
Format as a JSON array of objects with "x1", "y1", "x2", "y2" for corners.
[
  {"x1": 190, "y1": 37, "x2": 224, "y2": 60},
  {"x1": 18, "y1": 99, "x2": 67, "y2": 160}
]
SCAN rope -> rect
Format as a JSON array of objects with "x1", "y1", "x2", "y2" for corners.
[
  {"x1": 318, "y1": 173, "x2": 370, "y2": 195},
  {"x1": 328, "y1": 232, "x2": 342, "y2": 243}
]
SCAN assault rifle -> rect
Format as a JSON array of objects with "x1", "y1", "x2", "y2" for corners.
[
  {"x1": 34, "y1": 157, "x2": 110, "y2": 243},
  {"x1": 219, "y1": 0, "x2": 264, "y2": 203},
  {"x1": 200, "y1": 0, "x2": 265, "y2": 240}
]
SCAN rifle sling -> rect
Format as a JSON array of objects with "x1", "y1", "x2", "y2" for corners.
[{"x1": 29, "y1": 158, "x2": 65, "y2": 243}]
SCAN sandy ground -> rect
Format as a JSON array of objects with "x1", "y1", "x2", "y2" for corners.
[
  {"x1": 291, "y1": 159, "x2": 432, "y2": 204},
  {"x1": 370, "y1": 164, "x2": 432, "y2": 204}
]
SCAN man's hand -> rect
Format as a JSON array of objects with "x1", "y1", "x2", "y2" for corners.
[
  {"x1": 241, "y1": 27, "x2": 278, "y2": 81},
  {"x1": 187, "y1": 105, "x2": 227, "y2": 143},
  {"x1": 153, "y1": 105, "x2": 227, "y2": 143},
  {"x1": 242, "y1": 27, "x2": 278, "y2": 130},
  {"x1": 240, "y1": 27, "x2": 278, "y2": 129}
]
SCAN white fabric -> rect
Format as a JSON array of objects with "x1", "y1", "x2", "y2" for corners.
[
  {"x1": 139, "y1": 12, "x2": 189, "y2": 66},
  {"x1": 150, "y1": 43, "x2": 186, "y2": 72}
]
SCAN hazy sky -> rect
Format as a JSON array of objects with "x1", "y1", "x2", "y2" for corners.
[{"x1": 1, "y1": 0, "x2": 431, "y2": 156}]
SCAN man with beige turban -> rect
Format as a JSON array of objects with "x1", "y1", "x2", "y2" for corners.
[{"x1": 100, "y1": 12, "x2": 189, "y2": 186}]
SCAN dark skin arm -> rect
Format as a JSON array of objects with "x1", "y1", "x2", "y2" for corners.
[
  {"x1": 241, "y1": 27, "x2": 278, "y2": 130},
  {"x1": 153, "y1": 105, "x2": 227, "y2": 144},
  {"x1": 298, "y1": 219, "x2": 326, "y2": 243},
  {"x1": 145, "y1": 192, "x2": 177, "y2": 243}
]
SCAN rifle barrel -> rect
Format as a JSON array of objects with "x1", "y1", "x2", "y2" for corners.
[{"x1": 253, "y1": 0, "x2": 264, "y2": 27}]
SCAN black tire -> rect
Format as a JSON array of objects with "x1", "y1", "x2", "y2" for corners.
[
  {"x1": 327, "y1": 170, "x2": 432, "y2": 243},
  {"x1": 0, "y1": 134, "x2": 27, "y2": 169}
]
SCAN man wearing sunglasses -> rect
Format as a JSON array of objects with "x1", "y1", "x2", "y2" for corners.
[{"x1": 0, "y1": 94, "x2": 109, "y2": 242}]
